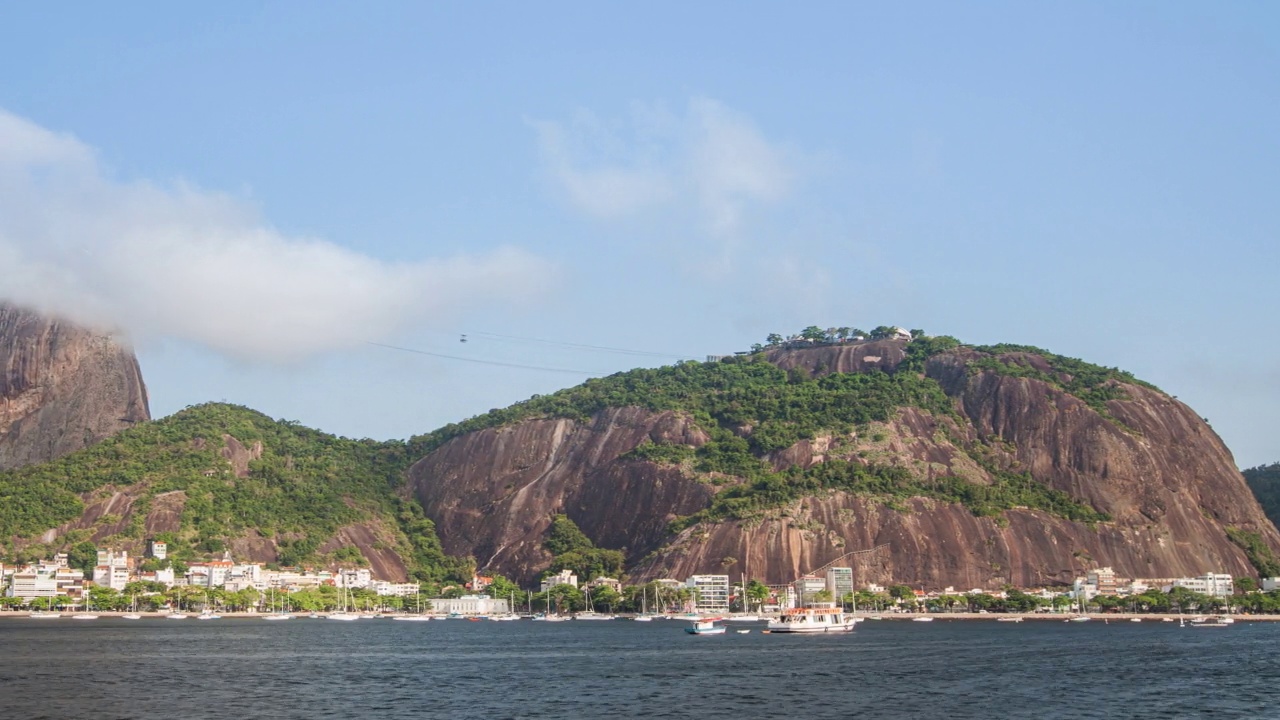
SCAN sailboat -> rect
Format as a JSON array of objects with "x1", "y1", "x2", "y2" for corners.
[
  {"x1": 196, "y1": 591, "x2": 221, "y2": 619},
  {"x1": 261, "y1": 589, "x2": 293, "y2": 620},
  {"x1": 634, "y1": 586, "x2": 656, "y2": 621},
  {"x1": 574, "y1": 587, "x2": 615, "y2": 620},
  {"x1": 122, "y1": 594, "x2": 143, "y2": 620},
  {"x1": 393, "y1": 592, "x2": 431, "y2": 621},
  {"x1": 327, "y1": 584, "x2": 359, "y2": 621},
  {"x1": 71, "y1": 592, "x2": 100, "y2": 620}
]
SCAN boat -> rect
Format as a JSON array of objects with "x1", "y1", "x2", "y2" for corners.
[
  {"x1": 488, "y1": 613, "x2": 521, "y2": 621},
  {"x1": 70, "y1": 613, "x2": 100, "y2": 620},
  {"x1": 912, "y1": 616, "x2": 935, "y2": 622},
  {"x1": 1130, "y1": 618, "x2": 1142, "y2": 623},
  {"x1": 29, "y1": 611, "x2": 62, "y2": 619},
  {"x1": 327, "y1": 612, "x2": 360, "y2": 621},
  {"x1": 686, "y1": 618, "x2": 727, "y2": 635},
  {"x1": 1191, "y1": 616, "x2": 1231, "y2": 628},
  {"x1": 393, "y1": 615, "x2": 431, "y2": 622},
  {"x1": 996, "y1": 616, "x2": 1024, "y2": 623},
  {"x1": 532, "y1": 613, "x2": 570, "y2": 622},
  {"x1": 165, "y1": 611, "x2": 189, "y2": 619},
  {"x1": 727, "y1": 614, "x2": 761, "y2": 622},
  {"x1": 767, "y1": 603, "x2": 857, "y2": 634},
  {"x1": 261, "y1": 613, "x2": 292, "y2": 621},
  {"x1": 196, "y1": 611, "x2": 221, "y2": 620},
  {"x1": 1069, "y1": 616, "x2": 1092, "y2": 622},
  {"x1": 735, "y1": 629, "x2": 751, "y2": 634},
  {"x1": 574, "y1": 611, "x2": 616, "y2": 620},
  {"x1": 122, "y1": 613, "x2": 143, "y2": 620},
  {"x1": 1162, "y1": 617, "x2": 1174, "y2": 622}
]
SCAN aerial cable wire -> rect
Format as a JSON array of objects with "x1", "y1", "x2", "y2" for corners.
[
  {"x1": 365, "y1": 341, "x2": 600, "y2": 376},
  {"x1": 464, "y1": 331, "x2": 696, "y2": 360}
]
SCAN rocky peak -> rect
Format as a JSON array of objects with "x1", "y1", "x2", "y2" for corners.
[{"x1": 0, "y1": 302, "x2": 150, "y2": 470}]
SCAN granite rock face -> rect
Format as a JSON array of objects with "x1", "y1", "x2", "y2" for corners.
[
  {"x1": 0, "y1": 303, "x2": 150, "y2": 470},
  {"x1": 409, "y1": 341, "x2": 1280, "y2": 588}
]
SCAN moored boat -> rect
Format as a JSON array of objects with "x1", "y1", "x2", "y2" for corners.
[
  {"x1": 766, "y1": 603, "x2": 856, "y2": 634},
  {"x1": 686, "y1": 618, "x2": 726, "y2": 635}
]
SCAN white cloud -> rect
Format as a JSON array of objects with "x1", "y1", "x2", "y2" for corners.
[
  {"x1": 534, "y1": 98, "x2": 796, "y2": 238},
  {"x1": 0, "y1": 109, "x2": 556, "y2": 362}
]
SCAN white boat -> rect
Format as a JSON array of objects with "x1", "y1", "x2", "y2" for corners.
[
  {"x1": 327, "y1": 612, "x2": 360, "y2": 621},
  {"x1": 767, "y1": 603, "x2": 857, "y2": 634},
  {"x1": 261, "y1": 613, "x2": 293, "y2": 621},
  {"x1": 727, "y1": 614, "x2": 761, "y2": 622},
  {"x1": 1191, "y1": 616, "x2": 1231, "y2": 628},
  {"x1": 633, "y1": 614, "x2": 657, "y2": 622},
  {"x1": 735, "y1": 629, "x2": 751, "y2": 634},
  {"x1": 393, "y1": 615, "x2": 432, "y2": 622},
  {"x1": 1069, "y1": 616, "x2": 1092, "y2": 622},
  {"x1": 1130, "y1": 618, "x2": 1142, "y2": 623},
  {"x1": 574, "y1": 611, "x2": 616, "y2": 621},
  {"x1": 912, "y1": 616, "x2": 935, "y2": 622},
  {"x1": 532, "y1": 613, "x2": 570, "y2": 622},
  {"x1": 996, "y1": 616, "x2": 1023, "y2": 623},
  {"x1": 1162, "y1": 617, "x2": 1174, "y2": 622},
  {"x1": 488, "y1": 613, "x2": 521, "y2": 621},
  {"x1": 28, "y1": 611, "x2": 62, "y2": 619},
  {"x1": 686, "y1": 618, "x2": 726, "y2": 635},
  {"x1": 122, "y1": 613, "x2": 143, "y2": 620},
  {"x1": 196, "y1": 612, "x2": 221, "y2": 620},
  {"x1": 166, "y1": 612, "x2": 189, "y2": 620},
  {"x1": 70, "y1": 613, "x2": 100, "y2": 620}
]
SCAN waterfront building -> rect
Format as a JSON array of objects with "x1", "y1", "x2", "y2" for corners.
[
  {"x1": 1170, "y1": 573, "x2": 1233, "y2": 598},
  {"x1": 686, "y1": 575, "x2": 730, "y2": 614},
  {"x1": 825, "y1": 567, "x2": 854, "y2": 601},
  {"x1": 337, "y1": 568, "x2": 372, "y2": 589},
  {"x1": 585, "y1": 576, "x2": 622, "y2": 594},
  {"x1": 792, "y1": 575, "x2": 827, "y2": 606},
  {"x1": 428, "y1": 595, "x2": 511, "y2": 616},
  {"x1": 7, "y1": 570, "x2": 58, "y2": 599},
  {"x1": 1087, "y1": 567, "x2": 1118, "y2": 596},
  {"x1": 371, "y1": 581, "x2": 422, "y2": 597},
  {"x1": 93, "y1": 550, "x2": 130, "y2": 591},
  {"x1": 540, "y1": 569, "x2": 578, "y2": 593}
]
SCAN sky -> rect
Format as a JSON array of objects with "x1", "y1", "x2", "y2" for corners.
[{"x1": 0, "y1": 2, "x2": 1276, "y2": 467}]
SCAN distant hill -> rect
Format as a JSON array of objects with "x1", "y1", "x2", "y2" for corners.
[
  {"x1": 1245, "y1": 463, "x2": 1280, "y2": 531},
  {"x1": 406, "y1": 334, "x2": 1280, "y2": 587},
  {"x1": 0, "y1": 403, "x2": 468, "y2": 584}
]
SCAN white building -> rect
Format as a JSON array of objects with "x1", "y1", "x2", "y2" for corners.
[
  {"x1": 147, "y1": 540, "x2": 167, "y2": 560},
  {"x1": 1263, "y1": 578, "x2": 1280, "y2": 592},
  {"x1": 792, "y1": 575, "x2": 827, "y2": 607},
  {"x1": 686, "y1": 575, "x2": 730, "y2": 614},
  {"x1": 371, "y1": 581, "x2": 422, "y2": 597},
  {"x1": 337, "y1": 568, "x2": 372, "y2": 589},
  {"x1": 1171, "y1": 573, "x2": 1233, "y2": 598},
  {"x1": 541, "y1": 569, "x2": 578, "y2": 593},
  {"x1": 428, "y1": 595, "x2": 511, "y2": 616},
  {"x1": 93, "y1": 549, "x2": 130, "y2": 591},
  {"x1": 7, "y1": 570, "x2": 58, "y2": 598}
]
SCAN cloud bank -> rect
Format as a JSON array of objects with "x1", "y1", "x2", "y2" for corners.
[
  {"x1": 534, "y1": 98, "x2": 795, "y2": 238},
  {"x1": 0, "y1": 110, "x2": 555, "y2": 362}
]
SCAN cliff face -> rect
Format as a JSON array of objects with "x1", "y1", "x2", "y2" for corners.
[
  {"x1": 409, "y1": 341, "x2": 1280, "y2": 588},
  {"x1": 0, "y1": 303, "x2": 150, "y2": 470}
]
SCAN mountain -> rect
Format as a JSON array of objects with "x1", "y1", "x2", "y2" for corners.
[
  {"x1": 0, "y1": 302, "x2": 150, "y2": 470},
  {"x1": 1244, "y1": 463, "x2": 1280, "y2": 532},
  {"x1": 0, "y1": 402, "x2": 467, "y2": 584},
  {"x1": 406, "y1": 335, "x2": 1280, "y2": 588}
]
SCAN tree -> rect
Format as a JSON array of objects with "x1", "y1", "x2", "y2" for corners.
[
  {"x1": 800, "y1": 326, "x2": 827, "y2": 342},
  {"x1": 67, "y1": 541, "x2": 97, "y2": 575},
  {"x1": 1236, "y1": 577, "x2": 1258, "y2": 594},
  {"x1": 765, "y1": 333, "x2": 784, "y2": 346}
]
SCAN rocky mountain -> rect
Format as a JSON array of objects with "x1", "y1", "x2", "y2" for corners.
[
  {"x1": 407, "y1": 336, "x2": 1280, "y2": 588},
  {"x1": 0, "y1": 302, "x2": 150, "y2": 470}
]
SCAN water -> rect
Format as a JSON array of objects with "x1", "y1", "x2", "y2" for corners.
[{"x1": 1, "y1": 617, "x2": 1277, "y2": 719}]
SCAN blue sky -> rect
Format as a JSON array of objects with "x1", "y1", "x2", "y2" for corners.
[{"x1": 1, "y1": 2, "x2": 1276, "y2": 467}]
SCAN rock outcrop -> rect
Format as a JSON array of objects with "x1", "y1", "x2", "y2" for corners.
[
  {"x1": 0, "y1": 302, "x2": 150, "y2": 470},
  {"x1": 409, "y1": 340, "x2": 1280, "y2": 588}
]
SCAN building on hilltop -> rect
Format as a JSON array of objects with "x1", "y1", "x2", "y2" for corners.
[{"x1": 540, "y1": 569, "x2": 578, "y2": 593}]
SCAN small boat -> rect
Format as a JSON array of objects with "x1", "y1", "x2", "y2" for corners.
[
  {"x1": 633, "y1": 614, "x2": 656, "y2": 622},
  {"x1": 767, "y1": 603, "x2": 857, "y2": 634},
  {"x1": 735, "y1": 629, "x2": 751, "y2": 634},
  {"x1": 996, "y1": 617, "x2": 1023, "y2": 623},
  {"x1": 686, "y1": 618, "x2": 726, "y2": 635},
  {"x1": 727, "y1": 614, "x2": 761, "y2": 622},
  {"x1": 196, "y1": 612, "x2": 221, "y2": 620},
  {"x1": 1069, "y1": 616, "x2": 1091, "y2": 623},
  {"x1": 393, "y1": 615, "x2": 431, "y2": 622},
  {"x1": 532, "y1": 613, "x2": 571, "y2": 622},
  {"x1": 1130, "y1": 618, "x2": 1142, "y2": 623},
  {"x1": 261, "y1": 613, "x2": 293, "y2": 621},
  {"x1": 1191, "y1": 616, "x2": 1231, "y2": 628},
  {"x1": 912, "y1": 617, "x2": 935, "y2": 622},
  {"x1": 165, "y1": 612, "x2": 189, "y2": 620},
  {"x1": 70, "y1": 613, "x2": 100, "y2": 620},
  {"x1": 488, "y1": 613, "x2": 521, "y2": 621},
  {"x1": 327, "y1": 612, "x2": 359, "y2": 621},
  {"x1": 122, "y1": 613, "x2": 143, "y2": 620},
  {"x1": 574, "y1": 611, "x2": 616, "y2": 621},
  {"x1": 28, "y1": 611, "x2": 62, "y2": 619},
  {"x1": 1162, "y1": 617, "x2": 1174, "y2": 622},
  {"x1": 868, "y1": 615, "x2": 884, "y2": 621}
]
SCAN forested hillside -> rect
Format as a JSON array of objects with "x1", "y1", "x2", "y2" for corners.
[
  {"x1": 0, "y1": 403, "x2": 469, "y2": 583},
  {"x1": 1245, "y1": 463, "x2": 1280, "y2": 530}
]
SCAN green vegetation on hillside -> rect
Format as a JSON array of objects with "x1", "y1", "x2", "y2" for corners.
[
  {"x1": 0, "y1": 403, "x2": 469, "y2": 582},
  {"x1": 969, "y1": 343, "x2": 1159, "y2": 413},
  {"x1": 543, "y1": 514, "x2": 624, "y2": 581},
  {"x1": 1226, "y1": 526, "x2": 1280, "y2": 578},
  {"x1": 1244, "y1": 463, "x2": 1280, "y2": 531},
  {"x1": 411, "y1": 338, "x2": 1106, "y2": 529}
]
